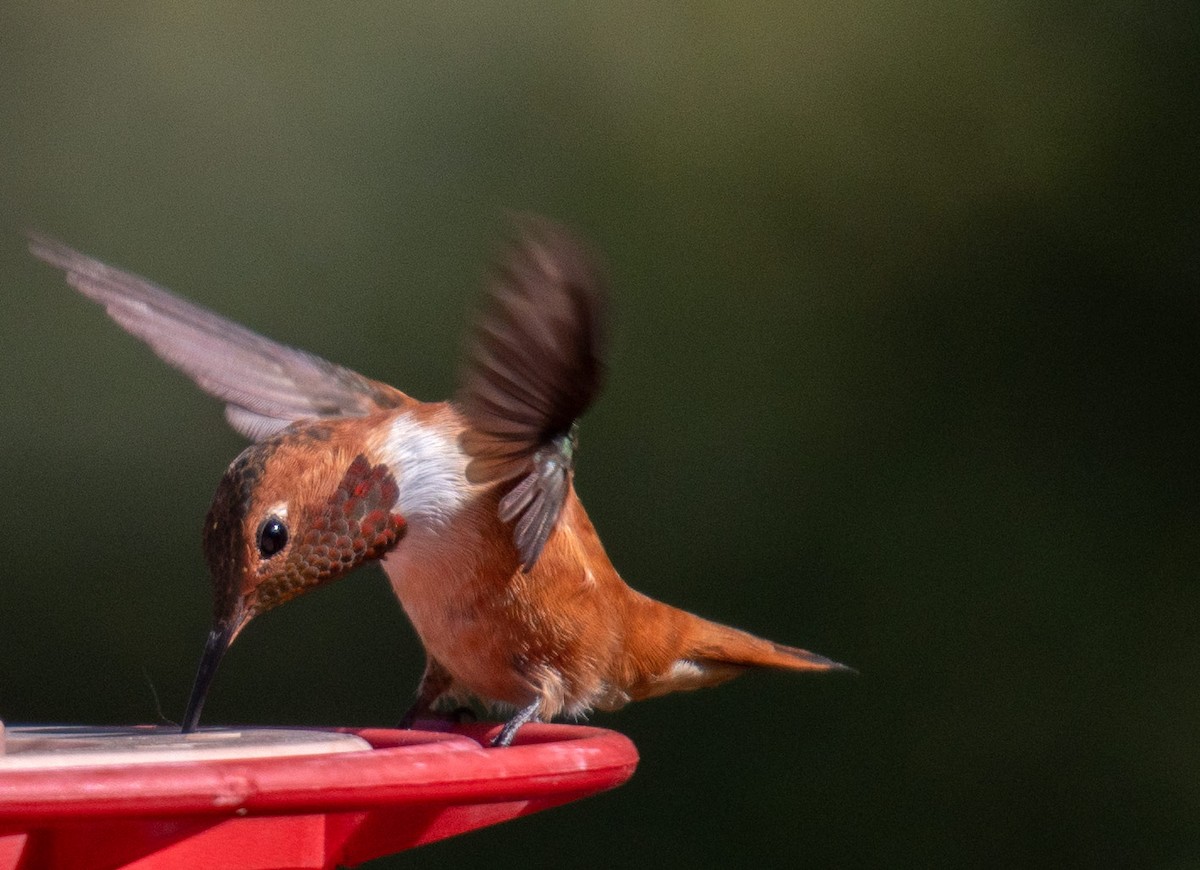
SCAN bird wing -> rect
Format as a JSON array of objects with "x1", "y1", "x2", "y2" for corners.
[
  {"x1": 29, "y1": 234, "x2": 410, "y2": 440},
  {"x1": 456, "y1": 216, "x2": 608, "y2": 571}
]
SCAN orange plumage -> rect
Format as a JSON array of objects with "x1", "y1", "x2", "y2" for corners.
[{"x1": 30, "y1": 218, "x2": 849, "y2": 746}]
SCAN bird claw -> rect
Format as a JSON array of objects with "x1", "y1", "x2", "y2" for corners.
[
  {"x1": 398, "y1": 705, "x2": 477, "y2": 730},
  {"x1": 489, "y1": 699, "x2": 542, "y2": 748}
]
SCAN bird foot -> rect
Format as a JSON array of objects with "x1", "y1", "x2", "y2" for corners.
[
  {"x1": 490, "y1": 699, "x2": 542, "y2": 748},
  {"x1": 398, "y1": 704, "x2": 476, "y2": 730}
]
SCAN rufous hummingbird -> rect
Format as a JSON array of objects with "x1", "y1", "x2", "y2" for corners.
[{"x1": 30, "y1": 218, "x2": 850, "y2": 746}]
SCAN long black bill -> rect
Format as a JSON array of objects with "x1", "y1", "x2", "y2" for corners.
[{"x1": 181, "y1": 620, "x2": 237, "y2": 733}]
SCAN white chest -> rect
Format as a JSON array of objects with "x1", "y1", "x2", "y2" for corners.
[{"x1": 377, "y1": 411, "x2": 472, "y2": 522}]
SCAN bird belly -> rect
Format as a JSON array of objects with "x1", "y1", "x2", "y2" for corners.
[
  {"x1": 382, "y1": 549, "x2": 581, "y2": 718},
  {"x1": 381, "y1": 528, "x2": 620, "y2": 719}
]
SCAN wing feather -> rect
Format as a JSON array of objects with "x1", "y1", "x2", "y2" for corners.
[
  {"x1": 456, "y1": 216, "x2": 607, "y2": 570},
  {"x1": 29, "y1": 234, "x2": 410, "y2": 439}
]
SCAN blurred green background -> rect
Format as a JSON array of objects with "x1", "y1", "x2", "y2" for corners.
[{"x1": 2, "y1": 2, "x2": 1197, "y2": 867}]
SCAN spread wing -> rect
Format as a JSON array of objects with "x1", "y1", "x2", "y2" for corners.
[
  {"x1": 29, "y1": 234, "x2": 410, "y2": 440},
  {"x1": 456, "y1": 216, "x2": 608, "y2": 571}
]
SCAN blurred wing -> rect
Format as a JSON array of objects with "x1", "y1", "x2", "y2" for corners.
[
  {"x1": 29, "y1": 234, "x2": 410, "y2": 440},
  {"x1": 456, "y1": 216, "x2": 607, "y2": 570}
]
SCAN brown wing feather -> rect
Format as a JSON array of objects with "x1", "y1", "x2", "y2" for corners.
[
  {"x1": 456, "y1": 216, "x2": 608, "y2": 570},
  {"x1": 29, "y1": 234, "x2": 410, "y2": 439}
]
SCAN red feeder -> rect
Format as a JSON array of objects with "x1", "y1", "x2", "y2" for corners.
[{"x1": 0, "y1": 721, "x2": 638, "y2": 869}]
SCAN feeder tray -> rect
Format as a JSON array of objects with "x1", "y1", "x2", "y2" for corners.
[{"x1": 0, "y1": 721, "x2": 638, "y2": 870}]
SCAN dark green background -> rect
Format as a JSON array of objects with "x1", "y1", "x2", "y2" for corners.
[{"x1": 2, "y1": 3, "x2": 1196, "y2": 867}]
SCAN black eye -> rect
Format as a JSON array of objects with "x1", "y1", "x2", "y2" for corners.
[{"x1": 257, "y1": 516, "x2": 289, "y2": 558}]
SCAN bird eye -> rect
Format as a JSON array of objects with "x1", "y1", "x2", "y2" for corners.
[{"x1": 257, "y1": 516, "x2": 289, "y2": 558}]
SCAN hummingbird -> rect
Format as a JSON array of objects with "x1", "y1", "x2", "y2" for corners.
[{"x1": 29, "y1": 218, "x2": 850, "y2": 746}]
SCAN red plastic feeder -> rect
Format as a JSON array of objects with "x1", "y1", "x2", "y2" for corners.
[{"x1": 0, "y1": 721, "x2": 638, "y2": 869}]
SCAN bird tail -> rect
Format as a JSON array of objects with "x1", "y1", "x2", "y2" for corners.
[
  {"x1": 685, "y1": 618, "x2": 852, "y2": 674},
  {"x1": 623, "y1": 604, "x2": 852, "y2": 704}
]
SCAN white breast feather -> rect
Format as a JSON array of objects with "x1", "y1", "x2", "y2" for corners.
[{"x1": 382, "y1": 413, "x2": 470, "y2": 523}]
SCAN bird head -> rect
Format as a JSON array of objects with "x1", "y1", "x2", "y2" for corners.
[{"x1": 181, "y1": 427, "x2": 406, "y2": 731}]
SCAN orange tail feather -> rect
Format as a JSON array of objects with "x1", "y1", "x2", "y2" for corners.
[
  {"x1": 620, "y1": 598, "x2": 852, "y2": 704},
  {"x1": 687, "y1": 619, "x2": 852, "y2": 673}
]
